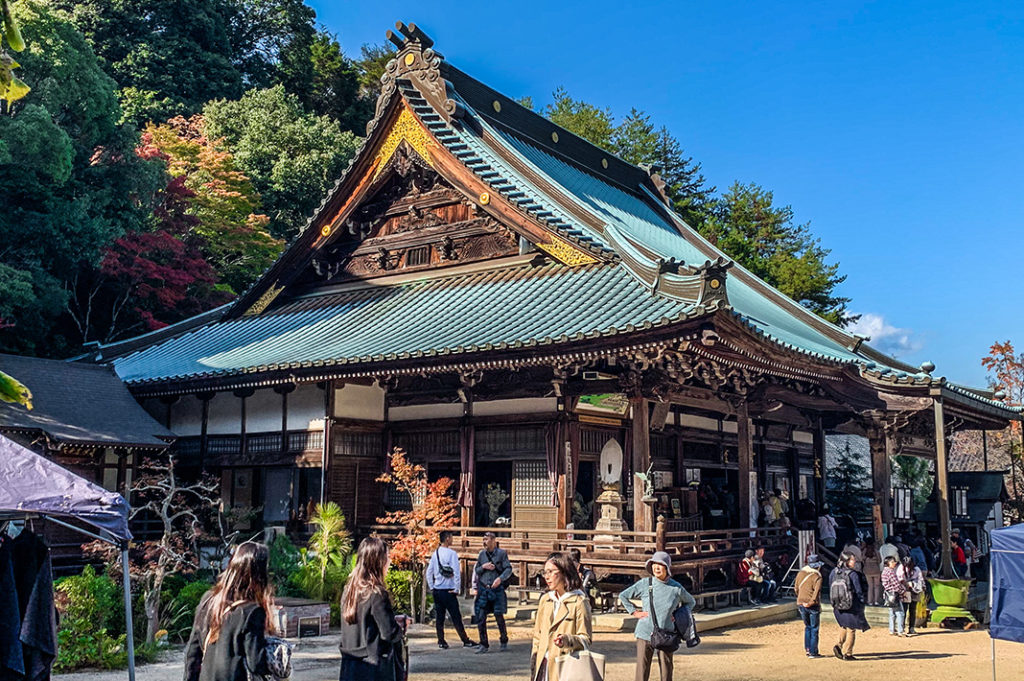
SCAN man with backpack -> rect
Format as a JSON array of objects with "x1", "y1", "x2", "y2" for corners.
[
  {"x1": 426, "y1": 530, "x2": 477, "y2": 650},
  {"x1": 473, "y1": 532, "x2": 513, "y2": 653},
  {"x1": 830, "y1": 550, "x2": 870, "y2": 661}
]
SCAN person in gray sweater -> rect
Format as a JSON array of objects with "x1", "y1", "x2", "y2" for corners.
[{"x1": 619, "y1": 551, "x2": 696, "y2": 681}]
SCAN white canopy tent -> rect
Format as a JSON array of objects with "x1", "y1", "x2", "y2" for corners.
[{"x1": 0, "y1": 434, "x2": 137, "y2": 681}]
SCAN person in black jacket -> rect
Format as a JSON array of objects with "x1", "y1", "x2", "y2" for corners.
[
  {"x1": 183, "y1": 542, "x2": 274, "y2": 681},
  {"x1": 339, "y1": 537, "x2": 410, "y2": 681}
]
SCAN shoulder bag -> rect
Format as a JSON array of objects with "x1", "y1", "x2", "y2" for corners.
[
  {"x1": 646, "y1": 578, "x2": 681, "y2": 653},
  {"x1": 553, "y1": 638, "x2": 605, "y2": 681}
]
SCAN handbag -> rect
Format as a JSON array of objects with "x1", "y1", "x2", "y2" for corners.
[
  {"x1": 882, "y1": 590, "x2": 900, "y2": 608},
  {"x1": 553, "y1": 638, "x2": 605, "y2": 681},
  {"x1": 248, "y1": 636, "x2": 293, "y2": 681},
  {"x1": 647, "y1": 578, "x2": 681, "y2": 653}
]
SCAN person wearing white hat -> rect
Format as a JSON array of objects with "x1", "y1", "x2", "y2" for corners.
[{"x1": 618, "y1": 551, "x2": 695, "y2": 681}]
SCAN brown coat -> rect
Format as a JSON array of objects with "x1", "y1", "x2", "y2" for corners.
[
  {"x1": 793, "y1": 566, "x2": 823, "y2": 607},
  {"x1": 530, "y1": 591, "x2": 593, "y2": 681}
]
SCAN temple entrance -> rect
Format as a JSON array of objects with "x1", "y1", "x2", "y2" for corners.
[
  {"x1": 573, "y1": 460, "x2": 597, "y2": 530},
  {"x1": 475, "y1": 461, "x2": 512, "y2": 526}
]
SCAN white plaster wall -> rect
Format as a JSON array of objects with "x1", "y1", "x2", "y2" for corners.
[
  {"x1": 246, "y1": 389, "x2": 283, "y2": 433},
  {"x1": 170, "y1": 394, "x2": 204, "y2": 436},
  {"x1": 793, "y1": 431, "x2": 813, "y2": 444},
  {"x1": 389, "y1": 403, "x2": 464, "y2": 421},
  {"x1": 334, "y1": 383, "x2": 384, "y2": 421},
  {"x1": 207, "y1": 391, "x2": 241, "y2": 435},
  {"x1": 289, "y1": 384, "x2": 326, "y2": 430},
  {"x1": 473, "y1": 397, "x2": 557, "y2": 416},
  {"x1": 680, "y1": 414, "x2": 721, "y2": 432}
]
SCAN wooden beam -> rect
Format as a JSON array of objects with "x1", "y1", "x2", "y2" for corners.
[
  {"x1": 737, "y1": 402, "x2": 755, "y2": 529},
  {"x1": 933, "y1": 395, "x2": 955, "y2": 578},
  {"x1": 631, "y1": 397, "x2": 652, "y2": 533},
  {"x1": 867, "y1": 422, "x2": 891, "y2": 540},
  {"x1": 812, "y1": 416, "x2": 826, "y2": 508}
]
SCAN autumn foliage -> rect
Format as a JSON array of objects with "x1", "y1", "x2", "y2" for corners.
[
  {"x1": 376, "y1": 447, "x2": 459, "y2": 568},
  {"x1": 981, "y1": 340, "x2": 1024, "y2": 518}
]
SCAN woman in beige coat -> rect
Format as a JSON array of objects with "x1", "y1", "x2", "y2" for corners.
[{"x1": 530, "y1": 552, "x2": 593, "y2": 681}]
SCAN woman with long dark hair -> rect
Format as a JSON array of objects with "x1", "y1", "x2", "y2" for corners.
[
  {"x1": 184, "y1": 541, "x2": 274, "y2": 681},
  {"x1": 339, "y1": 537, "x2": 410, "y2": 681},
  {"x1": 530, "y1": 552, "x2": 592, "y2": 681}
]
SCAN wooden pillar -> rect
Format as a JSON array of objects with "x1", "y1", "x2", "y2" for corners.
[
  {"x1": 631, "y1": 397, "x2": 652, "y2": 534},
  {"x1": 867, "y1": 422, "x2": 891, "y2": 541},
  {"x1": 460, "y1": 393, "x2": 474, "y2": 527},
  {"x1": 932, "y1": 393, "x2": 955, "y2": 578},
  {"x1": 321, "y1": 382, "x2": 332, "y2": 505},
  {"x1": 198, "y1": 391, "x2": 214, "y2": 471},
  {"x1": 737, "y1": 401, "x2": 755, "y2": 529},
  {"x1": 234, "y1": 388, "x2": 254, "y2": 461},
  {"x1": 812, "y1": 416, "x2": 826, "y2": 507}
]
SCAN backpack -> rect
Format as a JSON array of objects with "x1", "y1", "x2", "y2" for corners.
[{"x1": 830, "y1": 568, "x2": 854, "y2": 611}]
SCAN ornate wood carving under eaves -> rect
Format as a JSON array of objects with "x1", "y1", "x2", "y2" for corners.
[{"x1": 300, "y1": 162, "x2": 519, "y2": 284}]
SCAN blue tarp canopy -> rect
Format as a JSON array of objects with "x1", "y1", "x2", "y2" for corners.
[
  {"x1": 0, "y1": 434, "x2": 132, "y2": 541},
  {"x1": 991, "y1": 523, "x2": 1024, "y2": 643}
]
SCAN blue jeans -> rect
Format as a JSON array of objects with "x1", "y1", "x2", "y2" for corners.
[
  {"x1": 888, "y1": 601, "x2": 906, "y2": 634},
  {"x1": 798, "y1": 605, "x2": 820, "y2": 655},
  {"x1": 759, "y1": 580, "x2": 778, "y2": 602}
]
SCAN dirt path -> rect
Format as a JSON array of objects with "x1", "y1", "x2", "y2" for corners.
[{"x1": 57, "y1": 617, "x2": 1019, "y2": 681}]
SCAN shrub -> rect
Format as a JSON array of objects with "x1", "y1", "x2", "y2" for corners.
[
  {"x1": 385, "y1": 569, "x2": 432, "y2": 619},
  {"x1": 164, "y1": 579, "x2": 212, "y2": 642},
  {"x1": 54, "y1": 566, "x2": 128, "y2": 671}
]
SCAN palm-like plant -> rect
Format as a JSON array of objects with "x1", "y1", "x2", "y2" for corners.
[{"x1": 297, "y1": 502, "x2": 352, "y2": 601}]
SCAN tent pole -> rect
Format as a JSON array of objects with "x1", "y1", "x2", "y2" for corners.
[
  {"x1": 122, "y1": 546, "x2": 136, "y2": 681},
  {"x1": 991, "y1": 554, "x2": 996, "y2": 681}
]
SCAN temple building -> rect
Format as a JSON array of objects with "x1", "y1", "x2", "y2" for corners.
[{"x1": 87, "y1": 23, "x2": 1019, "y2": 588}]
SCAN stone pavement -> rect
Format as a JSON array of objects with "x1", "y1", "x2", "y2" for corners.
[{"x1": 57, "y1": 600, "x2": 1014, "y2": 681}]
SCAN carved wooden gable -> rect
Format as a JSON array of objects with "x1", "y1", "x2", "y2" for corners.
[{"x1": 298, "y1": 139, "x2": 520, "y2": 286}]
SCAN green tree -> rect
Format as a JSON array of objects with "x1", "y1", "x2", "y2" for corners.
[
  {"x1": 613, "y1": 109, "x2": 714, "y2": 227},
  {"x1": 355, "y1": 43, "x2": 394, "y2": 103},
  {"x1": 703, "y1": 182, "x2": 852, "y2": 325},
  {"x1": 892, "y1": 454, "x2": 933, "y2": 509},
  {"x1": 296, "y1": 502, "x2": 353, "y2": 602},
  {"x1": 0, "y1": 0, "x2": 162, "y2": 354},
  {"x1": 52, "y1": 0, "x2": 322, "y2": 126},
  {"x1": 203, "y1": 86, "x2": 359, "y2": 240},
  {"x1": 544, "y1": 86, "x2": 615, "y2": 148},
  {"x1": 827, "y1": 440, "x2": 872, "y2": 521},
  {"x1": 141, "y1": 115, "x2": 282, "y2": 295},
  {"x1": 305, "y1": 30, "x2": 371, "y2": 134}
]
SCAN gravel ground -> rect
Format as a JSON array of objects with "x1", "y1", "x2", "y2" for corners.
[{"x1": 56, "y1": 617, "x2": 1018, "y2": 681}]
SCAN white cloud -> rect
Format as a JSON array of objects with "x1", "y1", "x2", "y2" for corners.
[{"x1": 848, "y1": 312, "x2": 922, "y2": 359}]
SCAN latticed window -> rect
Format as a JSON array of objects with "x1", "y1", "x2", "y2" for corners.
[
  {"x1": 476, "y1": 426, "x2": 545, "y2": 457},
  {"x1": 392, "y1": 430, "x2": 460, "y2": 459},
  {"x1": 332, "y1": 431, "x2": 382, "y2": 457},
  {"x1": 513, "y1": 461, "x2": 549, "y2": 505}
]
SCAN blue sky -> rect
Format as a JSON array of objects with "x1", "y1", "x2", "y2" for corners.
[{"x1": 308, "y1": 1, "x2": 1023, "y2": 388}]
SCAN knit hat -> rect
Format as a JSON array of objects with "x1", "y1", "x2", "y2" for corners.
[
  {"x1": 645, "y1": 551, "x2": 672, "y2": 574},
  {"x1": 744, "y1": 549, "x2": 755, "y2": 558},
  {"x1": 807, "y1": 554, "x2": 824, "y2": 568}
]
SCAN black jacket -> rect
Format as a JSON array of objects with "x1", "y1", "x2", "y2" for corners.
[
  {"x1": 474, "y1": 547, "x2": 512, "y2": 589},
  {"x1": 339, "y1": 590, "x2": 403, "y2": 667},
  {"x1": 183, "y1": 592, "x2": 270, "y2": 681}
]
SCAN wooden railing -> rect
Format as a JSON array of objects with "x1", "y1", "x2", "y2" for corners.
[{"x1": 362, "y1": 520, "x2": 796, "y2": 594}]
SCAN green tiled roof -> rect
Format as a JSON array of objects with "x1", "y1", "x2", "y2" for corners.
[
  {"x1": 112, "y1": 262, "x2": 694, "y2": 385},
  {"x1": 103, "y1": 48, "x2": 1020, "y2": 420}
]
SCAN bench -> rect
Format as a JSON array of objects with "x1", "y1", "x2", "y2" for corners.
[{"x1": 695, "y1": 587, "x2": 752, "y2": 611}]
